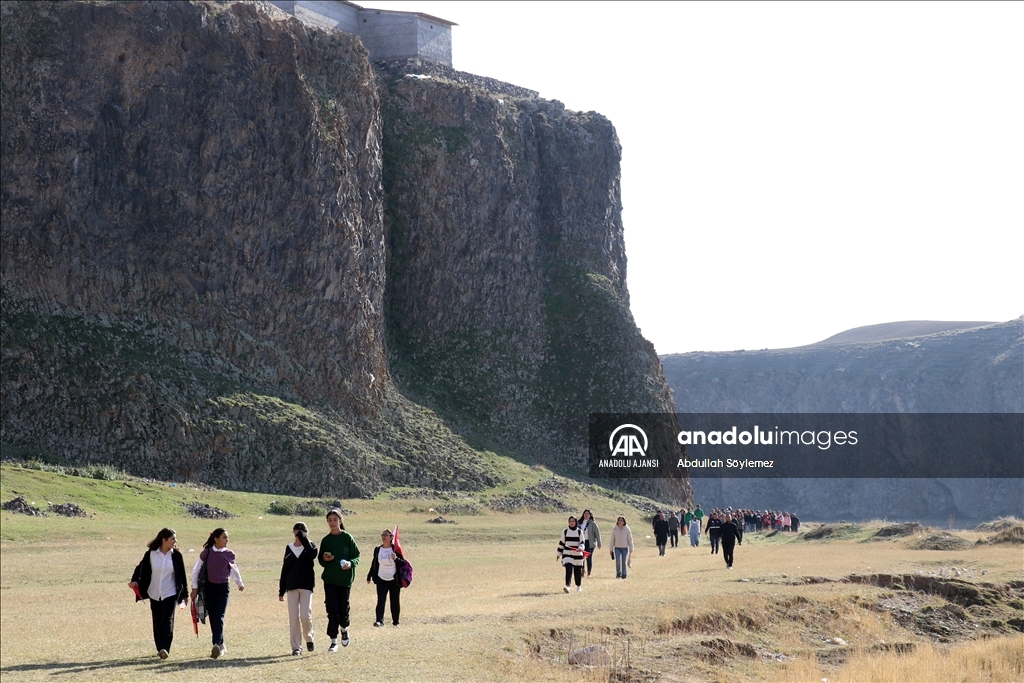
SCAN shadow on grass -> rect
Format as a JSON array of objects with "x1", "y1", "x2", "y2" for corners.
[{"x1": 0, "y1": 654, "x2": 291, "y2": 676}]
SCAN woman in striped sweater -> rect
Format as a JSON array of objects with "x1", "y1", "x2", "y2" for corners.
[{"x1": 557, "y1": 516, "x2": 586, "y2": 593}]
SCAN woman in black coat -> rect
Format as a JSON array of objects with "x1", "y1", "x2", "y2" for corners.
[
  {"x1": 279, "y1": 522, "x2": 318, "y2": 655},
  {"x1": 129, "y1": 528, "x2": 189, "y2": 659}
]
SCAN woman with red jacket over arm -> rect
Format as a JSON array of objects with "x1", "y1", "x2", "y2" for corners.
[
  {"x1": 189, "y1": 528, "x2": 245, "y2": 659},
  {"x1": 129, "y1": 528, "x2": 189, "y2": 660}
]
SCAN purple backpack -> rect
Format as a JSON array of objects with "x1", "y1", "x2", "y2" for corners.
[{"x1": 395, "y1": 555, "x2": 413, "y2": 588}]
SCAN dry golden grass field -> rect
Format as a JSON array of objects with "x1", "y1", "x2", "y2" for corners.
[{"x1": 1, "y1": 463, "x2": 1022, "y2": 682}]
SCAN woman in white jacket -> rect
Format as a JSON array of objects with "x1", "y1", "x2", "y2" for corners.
[{"x1": 610, "y1": 516, "x2": 634, "y2": 579}]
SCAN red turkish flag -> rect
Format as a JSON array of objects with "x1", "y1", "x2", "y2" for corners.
[{"x1": 392, "y1": 526, "x2": 404, "y2": 556}]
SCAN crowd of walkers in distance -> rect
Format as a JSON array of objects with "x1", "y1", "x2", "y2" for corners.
[
  {"x1": 129, "y1": 509, "x2": 408, "y2": 660},
  {"x1": 646, "y1": 505, "x2": 802, "y2": 570}
]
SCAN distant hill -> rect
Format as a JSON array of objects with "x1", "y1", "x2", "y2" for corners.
[
  {"x1": 815, "y1": 321, "x2": 996, "y2": 346},
  {"x1": 661, "y1": 318, "x2": 1023, "y2": 521}
]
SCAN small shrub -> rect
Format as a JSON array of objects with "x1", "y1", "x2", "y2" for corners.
[{"x1": 267, "y1": 500, "x2": 294, "y2": 516}]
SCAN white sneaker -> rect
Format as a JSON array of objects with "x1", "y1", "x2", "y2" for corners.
[
  {"x1": 576, "y1": 585, "x2": 582, "y2": 592},
  {"x1": 563, "y1": 585, "x2": 570, "y2": 593},
  {"x1": 328, "y1": 640, "x2": 338, "y2": 652},
  {"x1": 157, "y1": 649, "x2": 168, "y2": 660},
  {"x1": 292, "y1": 648, "x2": 301, "y2": 656},
  {"x1": 341, "y1": 628, "x2": 350, "y2": 647}
]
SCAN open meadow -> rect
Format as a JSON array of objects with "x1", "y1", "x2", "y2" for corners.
[{"x1": 1, "y1": 463, "x2": 1022, "y2": 683}]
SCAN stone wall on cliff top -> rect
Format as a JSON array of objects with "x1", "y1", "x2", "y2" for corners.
[{"x1": 0, "y1": 1, "x2": 690, "y2": 503}]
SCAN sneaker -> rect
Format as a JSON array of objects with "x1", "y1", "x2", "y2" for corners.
[
  {"x1": 306, "y1": 641, "x2": 315, "y2": 652},
  {"x1": 563, "y1": 585, "x2": 570, "y2": 593},
  {"x1": 392, "y1": 622, "x2": 399, "y2": 627},
  {"x1": 328, "y1": 640, "x2": 338, "y2": 653},
  {"x1": 219, "y1": 645, "x2": 226, "y2": 656},
  {"x1": 341, "y1": 628, "x2": 350, "y2": 647},
  {"x1": 615, "y1": 573, "x2": 621, "y2": 578},
  {"x1": 576, "y1": 585, "x2": 582, "y2": 592},
  {"x1": 157, "y1": 649, "x2": 168, "y2": 660},
  {"x1": 727, "y1": 565, "x2": 733, "y2": 570},
  {"x1": 292, "y1": 648, "x2": 301, "y2": 656},
  {"x1": 211, "y1": 645, "x2": 220, "y2": 659},
  {"x1": 373, "y1": 621, "x2": 384, "y2": 628}
]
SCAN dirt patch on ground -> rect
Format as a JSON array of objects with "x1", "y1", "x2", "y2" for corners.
[
  {"x1": 802, "y1": 523, "x2": 865, "y2": 540},
  {"x1": 872, "y1": 522, "x2": 924, "y2": 538},
  {"x1": 910, "y1": 532, "x2": 973, "y2": 550},
  {"x1": 47, "y1": 502, "x2": 86, "y2": 517},
  {"x1": 976, "y1": 525, "x2": 1023, "y2": 545},
  {"x1": 975, "y1": 517, "x2": 1021, "y2": 533},
  {"x1": 2, "y1": 496, "x2": 44, "y2": 516}
]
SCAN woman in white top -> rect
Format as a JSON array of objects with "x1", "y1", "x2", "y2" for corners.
[
  {"x1": 366, "y1": 529, "x2": 404, "y2": 626},
  {"x1": 129, "y1": 528, "x2": 189, "y2": 659},
  {"x1": 610, "y1": 517, "x2": 634, "y2": 579}
]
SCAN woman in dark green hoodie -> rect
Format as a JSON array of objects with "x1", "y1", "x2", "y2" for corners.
[{"x1": 318, "y1": 509, "x2": 360, "y2": 651}]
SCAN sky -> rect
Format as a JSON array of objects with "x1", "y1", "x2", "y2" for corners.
[{"x1": 367, "y1": 1, "x2": 1023, "y2": 354}]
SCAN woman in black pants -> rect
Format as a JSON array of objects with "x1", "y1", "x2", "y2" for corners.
[
  {"x1": 190, "y1": 528, "x2": 245, "y2": 659},
  {"x1": 129, "y1": 528, "x2": 189, "y2": 659},
  {"x1": 366, "y1": 529, "x2": 403, "y2": 626}
]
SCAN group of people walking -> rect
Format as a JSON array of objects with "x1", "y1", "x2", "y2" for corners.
[
  {"x1": 557, "y1": 511, "x2": 636, "y2": 587},
  {"x1": 130, "y1": 509, "x2": 404, "y2": 659}
]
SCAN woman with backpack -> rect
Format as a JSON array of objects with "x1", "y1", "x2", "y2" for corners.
[
  {"x1": 366, "y1": 528, "x2": 404, "y2": 627},
  {"x1": 129, "y1": 528, "x2": 189, "y2": 659},
  {"x1": 190, "y1": 528, "x2": 245, "y2": 659},
  {"x1": 279, "y1": 522, "x2": 318, "y2": 655}
]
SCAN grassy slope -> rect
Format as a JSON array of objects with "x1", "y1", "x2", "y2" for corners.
[{"x1": 2, "y1": 466, "x2": 1022, "y2": 682}]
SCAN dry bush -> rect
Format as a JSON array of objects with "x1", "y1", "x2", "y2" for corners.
[{"x1": 775, "y1": 636, "x2": 1024, "y2": 682}]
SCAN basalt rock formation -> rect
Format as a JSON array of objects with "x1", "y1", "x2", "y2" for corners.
[
  {"x1": 661, "y1": 319, "x2": 1023, "y2": 521},
  {"x1": 1, "y1": 1, "x2": 690, "y2": 503}
]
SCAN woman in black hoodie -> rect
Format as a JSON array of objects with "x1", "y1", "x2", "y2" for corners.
[{"x1": 279, "y1": 522, "x2": 318, "y2": 655}]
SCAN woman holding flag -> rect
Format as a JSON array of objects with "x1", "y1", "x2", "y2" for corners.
[{"x1": 366, "y1": 527, "x2": 404, "y2": 627}]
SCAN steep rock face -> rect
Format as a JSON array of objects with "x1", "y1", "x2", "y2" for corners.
[
  {"x1": 1, "y1": 1, "x2": 487, "y2": 495},
  {"x1": 380, "y1": 72, "x2": 690, "y2": 503},
  {"x1": 661, "y1": 320, "x2": 1024, "y2": 520},
  {"x1": 1, "y1": 1, "x2": 689, "y2": 503}
]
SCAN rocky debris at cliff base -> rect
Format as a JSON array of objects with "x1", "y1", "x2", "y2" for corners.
[
  {"x1": 2, "y1": 496, "x2": 44, "y2": 516},
  {"x1": 488, "y1": 490, "x2": 572, "y2": 513},
  {"x1": 48, "y1": 502, "x2": 87, "y2": 517},
  {"x1": 436, "y1": 504, "x2": 480, "y2": 516},
  {"x1": 873, "y1": 522, "x2": 924, "y2": 538},
  {"x1": 910, "y1": 533, "x2": 973, "y2": 551},
  {"x1": 183, "y1": 502, "x2": 235, "y2": 519},
  {"x1": 324, "y1": 500, "x2": 357, "y2": 515},
  {"x1": 426, "y1": 516, "x2": 456, "y2": 524},
  {"x1": 532, "y1": 477, "x2": 569, "y2": 493}
]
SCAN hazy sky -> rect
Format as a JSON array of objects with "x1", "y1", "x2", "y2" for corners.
[{"x1": 367, "y1": 1, "x2": 1022, "y2": 354}]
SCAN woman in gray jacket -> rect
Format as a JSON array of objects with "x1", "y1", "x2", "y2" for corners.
[{"x1": 578, "y1": 509, "x2": 602, "y2": 577}]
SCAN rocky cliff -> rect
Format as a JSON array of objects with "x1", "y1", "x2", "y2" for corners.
[
  {"x1": 1, "y1": 1, "x2": 689, "y2": 503},
  {"x1": 661, "y1": 319, "x2": 1023, "y2": 521}
]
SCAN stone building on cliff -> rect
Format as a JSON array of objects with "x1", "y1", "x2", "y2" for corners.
[{"x1": 268, "y1": 0, "x2": 456, "y2": 65}]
